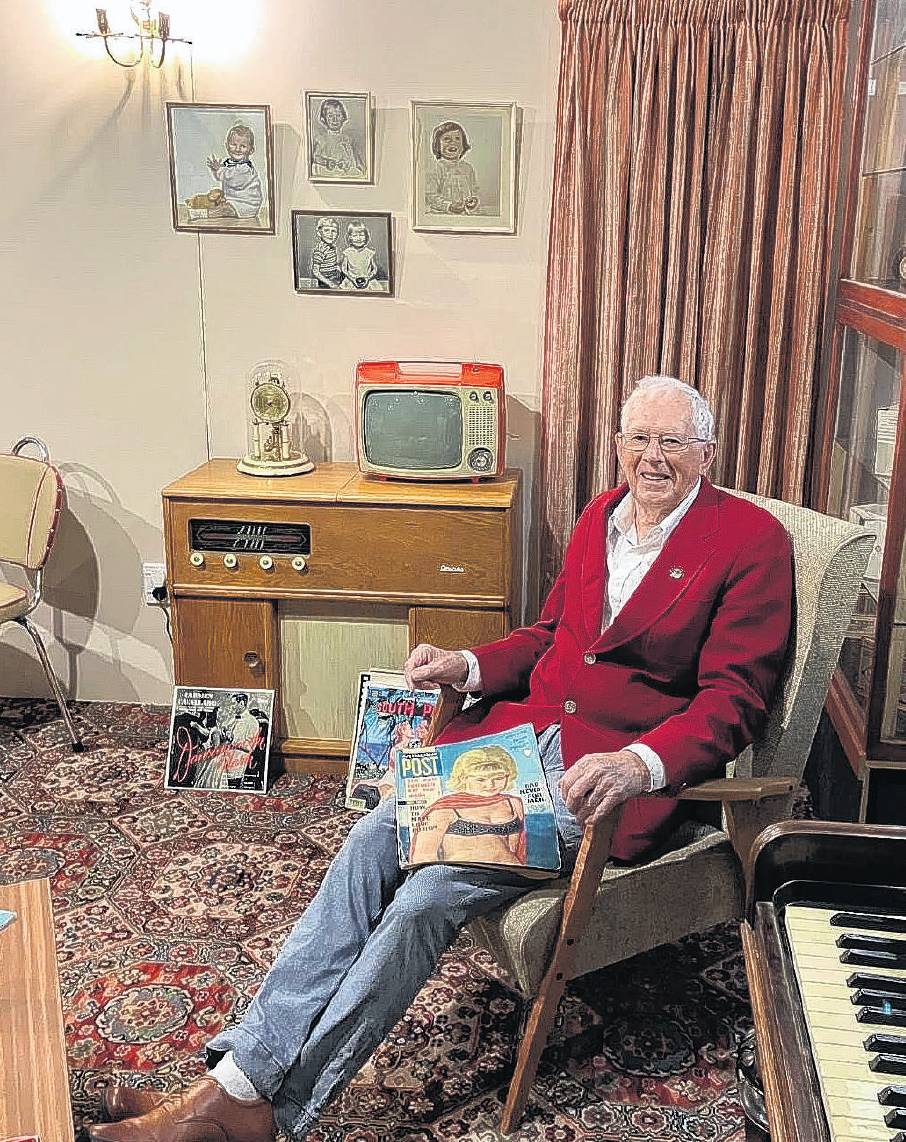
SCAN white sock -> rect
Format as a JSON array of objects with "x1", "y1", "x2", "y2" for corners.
[{"x1": 210, "y1": 1052, "x2": 262, "y2": 1102}]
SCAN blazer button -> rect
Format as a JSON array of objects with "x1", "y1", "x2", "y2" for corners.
[
  {"x1": 563, "y1": 699, "x2": 577, "y2": 714},
  {"x1": 584, "y1": 653, "x2": 595, "y2": 665}
]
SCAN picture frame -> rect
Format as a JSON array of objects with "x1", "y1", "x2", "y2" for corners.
[
  {"x1": 165, "y1": 102, "x2": 276, "y2": 235},
  {"x1": 410, "y1": 100, "x2": 517, "y2": 234},
  {"x1": 304, "y1": 90, "x2": 373, "y2": 184},
  {"x1": 291, "y1": 210, "x2": 394, "y2": 296}
]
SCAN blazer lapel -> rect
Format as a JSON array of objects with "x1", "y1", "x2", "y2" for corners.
[
  {"x1": 590, "y1": 479, "x2": 721, "y2": 654},
  {"x1": 579, "y1": 486, "x2": 628, "y2": 647}
]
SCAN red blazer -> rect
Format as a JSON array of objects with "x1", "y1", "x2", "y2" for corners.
[{"x1": 438, "y1": 479, "x2": 793, "y2": 861}]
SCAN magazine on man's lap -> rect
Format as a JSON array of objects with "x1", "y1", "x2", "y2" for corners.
[{"x1": 395, "y1": 723, "x2": 561, "y2": 877}]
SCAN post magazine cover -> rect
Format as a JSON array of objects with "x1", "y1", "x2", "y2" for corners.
[
  {"x1": 395, "y1": 723, "x2": 560, "y2": 875},
  {"x1": 165, "y1": 686, "x2": 274, "y2": 793},
  {"x1": 345, "y1": 670, "x2": 438, "y2": 811}
]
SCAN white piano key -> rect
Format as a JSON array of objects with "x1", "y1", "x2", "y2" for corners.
[
  {"x1": 795, "y1": 953, "x2": 906, "y2": 979},
  {"x1": 829, "y1": 1118, "x2": 896, "y2": 1141}
]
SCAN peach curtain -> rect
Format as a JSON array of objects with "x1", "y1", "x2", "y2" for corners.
[{"x1": 539, "y1": 0, "x2": 850, "y2": 591}]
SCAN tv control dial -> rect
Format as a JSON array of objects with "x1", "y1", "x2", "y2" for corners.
[
  {"x1": 291, "y1": 555, "x2": 308, "y2": 572},
  {"x1": 259, "y1": 555, "x2": 274, "y2": 571},
  {"x1": 189, "y1": 551, "x2": 204, "y2": 567},
  {"x1": 223, "y1": 553, "x2": 238, "y2": 569},
  {"x1": 467, "y1": 447, "x2": 494, "y2": 472}
]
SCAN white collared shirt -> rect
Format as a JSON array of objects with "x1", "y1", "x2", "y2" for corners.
[
  {"x1": 459, "y1": 481, "x2": 703, "y2": 791},
  {"x1": 605, "y1": 479, "x2": 701, "y2": 628}
]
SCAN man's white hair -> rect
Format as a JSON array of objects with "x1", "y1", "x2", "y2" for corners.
[{"x1": 620, "y1": 375, "x2": 716, "y2": 441}]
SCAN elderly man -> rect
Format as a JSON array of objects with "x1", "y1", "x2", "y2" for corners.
[{"x1": 90, "y1": 376, "x2": 792, "y2": 1142}]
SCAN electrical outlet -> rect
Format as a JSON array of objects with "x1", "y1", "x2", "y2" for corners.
[{"x1": 142, "y1": 562, "x2": 167, "y2": 605}]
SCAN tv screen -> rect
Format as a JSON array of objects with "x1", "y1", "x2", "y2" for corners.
[{"x1": 363, "y1": 390, "x2": 462, "y2": 470}]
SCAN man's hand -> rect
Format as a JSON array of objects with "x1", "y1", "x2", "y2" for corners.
[
  {"x1": 559, "y1": 750, "x2": 651, "y2": 827},
  {"x1": 404, "y1": 644, "x2": 469, "y2": 690}
]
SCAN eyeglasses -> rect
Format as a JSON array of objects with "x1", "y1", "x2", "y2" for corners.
[{"x1": 618, "y1": 432, "x2": 710, "y2": 454}]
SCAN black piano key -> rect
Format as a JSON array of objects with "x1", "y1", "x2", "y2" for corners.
[
  {"x1": 841, "y1": 948, "x2": 906, "y2": 969},
  {"x1": 848, "y1": 972, "x2": 906, "y2": 995},
  {"x1": 853, "y1": 990, "x2": 906, "y2": 1011},
  {"x1": 870, "y1": 1054, "x2": 906, "y2": 1074},
  {"x1": 832, "y1": 912, "x2": 906, "y2": 933},
  {"x1": 865, "y1": 1033, "x2": 906, "y2": 1053},
  {"x1": 837, "y1": 933, "x2": 906, "y2": 955},
  {"x1": 879, "y1": 1084, "x2": 906, "y2": 1107},
  {"x1": 858, "y1": 1007, "x2": 906, "y2": 1028},
  {"x1": 884, "y1": 1108, "x2": 906, "y2": 1128}
]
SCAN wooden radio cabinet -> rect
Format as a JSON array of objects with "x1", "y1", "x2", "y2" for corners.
[{"x1": 162, "y1": 461, "x2": 522, "y2": 772}]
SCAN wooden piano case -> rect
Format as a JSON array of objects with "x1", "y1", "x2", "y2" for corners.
[{"x1": 740, "y1": 820, "x2": 906, "y2": 1141}]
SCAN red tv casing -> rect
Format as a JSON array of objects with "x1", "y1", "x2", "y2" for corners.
[{"x1": 355, "y1": 360, "x2": 506, "y2": 481}]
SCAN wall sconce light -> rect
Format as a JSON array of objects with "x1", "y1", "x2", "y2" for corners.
[{"x1": 77, "y1": 2, "x2": 191, "y2": 68}]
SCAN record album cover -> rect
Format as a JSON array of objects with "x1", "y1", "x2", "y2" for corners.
[{"x1": 165, "y1": 686, "x2": 274, "y2": 793}]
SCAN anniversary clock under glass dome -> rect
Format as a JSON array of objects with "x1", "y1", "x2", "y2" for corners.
[{"x1": 237, "y1": 361, "x2": 314, "y2": 477}]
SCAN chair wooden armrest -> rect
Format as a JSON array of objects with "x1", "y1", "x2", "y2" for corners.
[
  {"x1": 423, "y1": 684, "x2": 466, "y2": 745},
  {"x1": 679, "y1": 774, "x2": 797, "y2": 882},
  {"x1": 677, "y1": 776, "x2": 796, "y2": 802}
]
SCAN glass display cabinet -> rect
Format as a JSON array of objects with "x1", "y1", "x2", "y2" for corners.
[{"x1": 816, "y1": 0, "x2": 906, "y2": 822}]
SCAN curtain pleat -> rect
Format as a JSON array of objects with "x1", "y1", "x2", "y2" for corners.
[{"x1": 539, "y1": 0, "x2": 850, "y2": 595}]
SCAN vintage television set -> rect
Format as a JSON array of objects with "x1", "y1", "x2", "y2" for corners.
[{"x1": 355, "y1": 359, "x2": 506, "y2": 480}]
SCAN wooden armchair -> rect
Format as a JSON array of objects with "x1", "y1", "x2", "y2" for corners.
[{"x1": 425, "y1": 492, "x2": 873, "y2": 1133}]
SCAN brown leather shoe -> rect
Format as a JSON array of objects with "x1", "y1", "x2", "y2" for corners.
[
  {"x1": 87, "y1": 1076, "x2": 274, "y2": 1142},
  {"x1": 101, "y1": 1086, "x2": 166, "y2": 1122}
]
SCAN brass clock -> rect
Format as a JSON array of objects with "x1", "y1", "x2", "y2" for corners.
[
  {"x1": 250, "y1": 378, "x2": 291, "y2": 424},
  {"x1": 237, "y1": 365, "x2": 314, "y2": 478}
]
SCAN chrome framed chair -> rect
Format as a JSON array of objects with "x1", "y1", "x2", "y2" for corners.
[{"x1": 0, "y1": 437, "x2": 83, "y2": 751}]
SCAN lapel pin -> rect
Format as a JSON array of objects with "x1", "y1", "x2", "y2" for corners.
[{"x1": 669, "y1": 566, "x2": 684, "y2": 580}]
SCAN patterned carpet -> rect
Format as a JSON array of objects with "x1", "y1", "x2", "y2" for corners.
[{"x1": 0, "y1": 699, "x2": 751, "y2": 1142}]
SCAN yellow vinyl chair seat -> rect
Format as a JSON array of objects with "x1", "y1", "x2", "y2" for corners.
[{"x1": 0, "y1": 582, "x2": 29, "y2": 623}]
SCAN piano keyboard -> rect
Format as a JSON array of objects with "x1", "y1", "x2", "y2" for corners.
[{"x1": 785, "y1": 904, "x2": 906, "y2": 1142}]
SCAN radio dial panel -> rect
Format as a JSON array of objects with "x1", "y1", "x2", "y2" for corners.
[{"x1": 189, "y1": 519, "x2": 312, "y2": 557}]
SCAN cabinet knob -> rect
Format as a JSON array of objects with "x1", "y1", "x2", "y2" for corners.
[
  {"x1": 243, "y1": 651, "x2": 262, "y2": 669},
  {"x1": 223, "y1": 553, "x2": 238, "y2": 569},
  {"x1": 291, "y1": 555, "x2": 308, "y2": 572},
  {"x1": 189, "y1": 551, "x2": 204, "y2": 567}
]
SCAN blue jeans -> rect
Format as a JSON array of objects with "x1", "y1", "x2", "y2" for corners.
[{"x1": 207, "y1": 725, "x2": 580, "y2": 1139}]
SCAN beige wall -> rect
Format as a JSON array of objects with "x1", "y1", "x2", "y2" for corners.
[{"x1": 1, "y1": 0, "x2": 559, "y2": 704}]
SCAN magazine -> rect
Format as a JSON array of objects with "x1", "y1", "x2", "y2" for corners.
[
  {"x1": 165, "y1": 686, "x2": 274, "y2": 793},
  {"x1": 344, "y1": 671, "x2": 438, "y2": 812},
  {"x1": 395, "y1": 723, "x2": 561, "y2": 876}
]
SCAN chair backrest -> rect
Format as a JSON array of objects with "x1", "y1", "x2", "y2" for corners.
[
  {"x1": 0, "y1": 443, "x2": 64, "y2": 570},
  {"x1": 723, "y1": 490, "x2": 873, "y2": 782}
]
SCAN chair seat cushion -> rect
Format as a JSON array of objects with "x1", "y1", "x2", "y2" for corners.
[
  {"x1": 0, "y1": 582, "x2": 29, "y2": 622},
  {"x1": 468, "y1": 827, "x2": 745, "y2": 996}
]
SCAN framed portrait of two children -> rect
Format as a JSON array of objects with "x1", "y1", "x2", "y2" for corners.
[
  {"x1": 165, "y1": 102, "x2": 276, "y2": 235},
  {"x1": 410, "y1": 100, "x2": 517, "y2": 234},
  {"x1": 291, "y1": 210, "x2": 394, "y2": 297}
]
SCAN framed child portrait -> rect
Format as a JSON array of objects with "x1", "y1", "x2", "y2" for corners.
[
  {"x1": 304, "y1": 91, "x2": 373, "y2": 184},
  {"x1": 166, "y1": 102, "x2": 276, "y2": 235},
  {"x1": 291, "y1": 210, "x2": 394, "y2": 297},
  {"x1": 410, "y1": 100, "x2": 517, "y2": 234}
]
